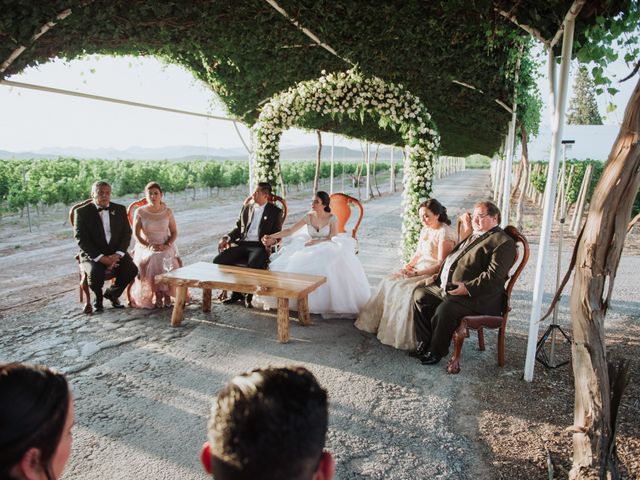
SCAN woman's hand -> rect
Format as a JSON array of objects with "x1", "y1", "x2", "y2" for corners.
[{"x1": 304, "y1": 239, "x2": 317, "y2": 247}]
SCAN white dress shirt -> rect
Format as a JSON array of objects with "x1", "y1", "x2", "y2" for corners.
[
  {"x1": 440, "y1": 233, "x2": 479, "y2": 291},
  {"x1": 93, "y1": 202, "x2": 125, "y2": 261},
  {"x1": 245, "y1": 203, "x2": 266, "y2": 242}
]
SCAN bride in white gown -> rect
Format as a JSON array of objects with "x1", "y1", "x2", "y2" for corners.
[{"x1": 258, "y1": 191, "x2": 370, "y2": 317}]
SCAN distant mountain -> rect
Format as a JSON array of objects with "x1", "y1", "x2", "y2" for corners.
[{"x1": 0, "y1": 144, "x2": 397, "y2": 162}]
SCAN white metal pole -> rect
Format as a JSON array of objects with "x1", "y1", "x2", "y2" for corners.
[
  {"x1": 365, "y1": 141, "x2": 371, "y2": 200},
  {"x1": 524, "y1": 19, "x2": 575, "y2": 382},
  {"x1": 501, "y1": 118, "x2": 517, "y2": 227},
  {"x1": 330, "y1": 133, "x2": 335, "y2": 194},
  {"x1": 390, "y1": 147, "x2": 395, "y2": 193}
]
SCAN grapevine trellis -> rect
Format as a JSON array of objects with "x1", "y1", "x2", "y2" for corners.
[{"x1": 254, "y1": 68, "x2": 440, "y2": 259}]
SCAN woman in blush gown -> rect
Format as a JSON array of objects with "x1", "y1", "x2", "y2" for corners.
[
  {"x1": 129, "y1": 181, "x2": 182, "y2": 309},
  {"x1": 258, "y1": 191, "x2": 370, "y2": 317},
  {"x1": 355, "y1": 198, "x2": 456, "y2": 350}
]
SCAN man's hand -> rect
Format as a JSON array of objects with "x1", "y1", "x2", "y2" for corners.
[
  {"x1": 262, "y1": 235, "x2": 275, "y2": 247},
  {"x1": 99, "y1": 254, "x2": 120, "y2": 269},
  {"x1": 218, "y1": 237, "x2": 230, "y2": 253},
  {"x1": 447, "y1": 281, "x2": 469, "y2": 296}
]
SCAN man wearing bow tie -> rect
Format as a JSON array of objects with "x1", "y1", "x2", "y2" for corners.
[
  {"x1": 411, "y1": 201, "x2": 516, "y2": 365},
  {"x1": 74, "y1": 181, "x2": 138, "y2": 311},
  {"x1": 214, "y1": 182, "x2": 283, "y2": 306}
]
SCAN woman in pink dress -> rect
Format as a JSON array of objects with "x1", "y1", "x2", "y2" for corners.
[{"x1": 130, "y1": 182, "x2": 181, "y2": 308}]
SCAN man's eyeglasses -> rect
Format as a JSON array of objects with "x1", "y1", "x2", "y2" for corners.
[{"x1": 472, "y1": 213, "x2": 491, "y2": 220}]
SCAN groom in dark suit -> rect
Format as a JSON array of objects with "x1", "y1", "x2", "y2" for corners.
[
  {"x1": 74, "y1": 181, "x2": 138, "y2": 311},
  {"x1": 214, "y1": 182, "x2": 283, "y2": 306},
  {"x1": 411, "y1": 201, "x2": 516, "y2": 365}
]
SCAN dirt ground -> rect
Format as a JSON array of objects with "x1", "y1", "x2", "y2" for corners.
[{"x1": 1, "y1": 170, "x2": 638, "y2": 479}]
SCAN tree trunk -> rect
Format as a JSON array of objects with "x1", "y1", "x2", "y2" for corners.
[
  {"x1": 514, "y1": 124, "x2": 529, "y2": 231},
  {"x1": 312, "y1": 130, "x2": 322, "y2": 195},
  {"x1": 569, "y1": 78, "x2": 640, "y2": 479}
]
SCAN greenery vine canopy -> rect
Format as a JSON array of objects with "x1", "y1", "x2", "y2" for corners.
[{"x1": 0, "y1": 1, "x2": 635, "y2": 156}]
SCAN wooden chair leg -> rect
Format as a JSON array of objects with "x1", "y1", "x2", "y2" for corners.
[
  {"x1": 477, "y1": 327, "x2": 485, "y2": 351},
  {"x1": 447, "y1": 322, "x2": 467, "y2": 374},
  {"x1": 171, "y1": 285, "x2": 188, "y2": 327},
  {"x1": 497, "y1": 327, "x2": 505, "y2": 367}
]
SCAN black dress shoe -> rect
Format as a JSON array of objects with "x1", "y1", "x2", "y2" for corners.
[
  {"x1": 93, "y1": 300, "x2": 104, "y2": 312},
  {"x1": 223, "y1": 292, "x2": 243, "y2": 305},
  {"x1": 408, "y1": 341, "x2": 427, "y2": 358},
  {"x1": 420, "y1": 352, "x2": 442, "y2": 365},
  {"x1": 104, "y1": 291, "x2": 125, "y2": 309}
]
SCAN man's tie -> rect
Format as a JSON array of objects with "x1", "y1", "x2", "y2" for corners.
[{"x1": 97, "y1": 207, "x2": 109, "y2": 212}]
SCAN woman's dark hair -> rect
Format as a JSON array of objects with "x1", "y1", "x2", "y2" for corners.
[
  {"x1": 145, "y1": 181, "x2": 163, "y2": 194},
  {"x1": 419, "y1": 198, "x2": 451, "y2": 225},
  {"x1": 316, "y1": 191, "x2": 331, "y2": 213},
  {"x1": 0, "y1": 363, "x2": 70, "y2": 480}
]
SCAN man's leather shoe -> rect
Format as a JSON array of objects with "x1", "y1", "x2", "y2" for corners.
[
  {"x1": 104, "y1": 291, "x2": 125, "y2": 309},
  {"x1": 93, "y1": 300, "x2": 104, "y2": 312},
  {"x1": 223, "y1": 292, "x2": 243, "y2": 305},
  {"x1": 408, "y1": 341, "x2": 427, "y2": 358},
  {"x1": 244, "y1": 294, "x2": 253, "y2": 309},
  {"x1": 420, "y1": 352, "x2": 442, "y2": 365}
]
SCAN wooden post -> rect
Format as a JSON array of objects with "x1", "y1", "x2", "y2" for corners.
[
  {"x1": 277, "y1": 297, "x2": 290, "y2": 343},
  {"x1": 202, "y1": 288, "x2": 211, "y2": 313},
  {"x1": 571, "y1": 163, "x2": 592, "y2": 235},
  {"x1": 297, "y1": 296, "x2": 311, "y2": 326},
  {"x1": 171, "y1": 285, "x2": 188, "y2": 327}
]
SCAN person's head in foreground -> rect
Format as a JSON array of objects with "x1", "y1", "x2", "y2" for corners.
[
  {"x1": 0, "y1": 363, "x2": 74, "y2": 480},
  {"x1": 201, "y1": 366, "x2": 334, "y2": 480}
]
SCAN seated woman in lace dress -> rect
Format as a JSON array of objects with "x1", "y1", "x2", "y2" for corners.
[
  {"x1": 129, "y1": 182, "x2": 182, "y2": 309},
  {"x1": 259, "y1": 191, "x2": 370, "y2": 317},
  {"x1": 355, "y1": 199, "x2": 456, "y2": 350}
]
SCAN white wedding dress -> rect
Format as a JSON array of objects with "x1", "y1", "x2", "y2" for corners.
[{"x1": 257, "y1": 214, "x2": 371, "y2": 317}]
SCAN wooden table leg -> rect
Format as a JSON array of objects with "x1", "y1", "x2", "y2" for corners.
[
  {"x1": 277, "y1": 297, "x2": 290, "y2": 343},
  {"x1": 297, "y1": 295, "x2": 311, "y2": 326},
  {"x1": 171, "y1": 285, "x2": 188, "y2": 327},
  {"x1": 202, "y1": 288, "x2": 211, "y2": 313}
]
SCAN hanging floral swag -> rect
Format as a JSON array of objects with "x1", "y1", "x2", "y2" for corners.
[{"x1": 253, "y1": 68, "x2": 440, "y2": 260}]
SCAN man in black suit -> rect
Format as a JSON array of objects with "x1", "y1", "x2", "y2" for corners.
[
  {"x1": 411, "y1": 201, "x2": 516, "y2": 365},
  {"x1": 213, "y1": 182, "x2": 283, "y2": 306},
  {"x1": 74, "y1": 181, "x2": 138, "y2": 311}
]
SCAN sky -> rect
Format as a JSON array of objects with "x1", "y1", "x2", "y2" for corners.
[{"x1": 0, "y1": 45, "x2": 637, "y2": 154}]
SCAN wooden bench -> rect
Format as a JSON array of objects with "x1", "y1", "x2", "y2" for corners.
[{"x1": 155, "y1": 262, "x2": 326, "y2": 343}]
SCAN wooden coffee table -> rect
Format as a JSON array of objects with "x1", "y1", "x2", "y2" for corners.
[{"x1": 155, "y1": 262, "x2": 326, "y2": 343}]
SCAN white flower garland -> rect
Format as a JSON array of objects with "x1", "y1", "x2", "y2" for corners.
[{"x1": 254, "y1": 68, "x2": 440, "y2": 260}]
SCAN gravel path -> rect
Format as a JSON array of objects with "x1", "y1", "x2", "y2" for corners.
[{"x1": 1, "y1": 169, "x2": 637, "y2": 479}]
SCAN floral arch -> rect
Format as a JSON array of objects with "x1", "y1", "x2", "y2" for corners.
[{"x1": 253, "y1": 68, "x2": 440, "y2": 259}]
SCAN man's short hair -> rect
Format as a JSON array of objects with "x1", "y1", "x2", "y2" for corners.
[
  {"x1": 91, "y1": 180, "x2": 111, "y2": 196},
  {"x1": 475, "y1": 200, "x2": 501, "y2": 223},
  {"x1": 207, "y1": 366, "x2": 328, "y2": 480},
  {"x1": 256, "y1": 182, "x2": 272, "y2": 196}
]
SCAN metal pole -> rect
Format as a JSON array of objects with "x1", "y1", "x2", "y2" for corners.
[
  {"x1": 365, "y1": 141, "x2": 371, "y2": 200},
  {"x1": 390, "y1": 147, "x2": 395, "y2": 193},
  {"x1": 524, "y1": 19, "x2": 575, "y2": 382},
  {"x1": 23, "y1": 169, "x2": 32, "y2": 233},
  {"x1": 330, "y1": 134, "x2": 335, "y2": 194}
]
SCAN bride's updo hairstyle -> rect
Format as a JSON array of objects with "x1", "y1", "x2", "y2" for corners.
[
  {"x1": 145, "y1": 181, "x2": 163, "y2": 194},
  {"x1": 316, "y1": 191, "x2": 331, "y2": 213},
  {"x1": 419, "y1": 198, "x2": 451, "y2": 225},
  {"x1": 0, "y1": 363, "x2": 70, "y2": 480}
]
